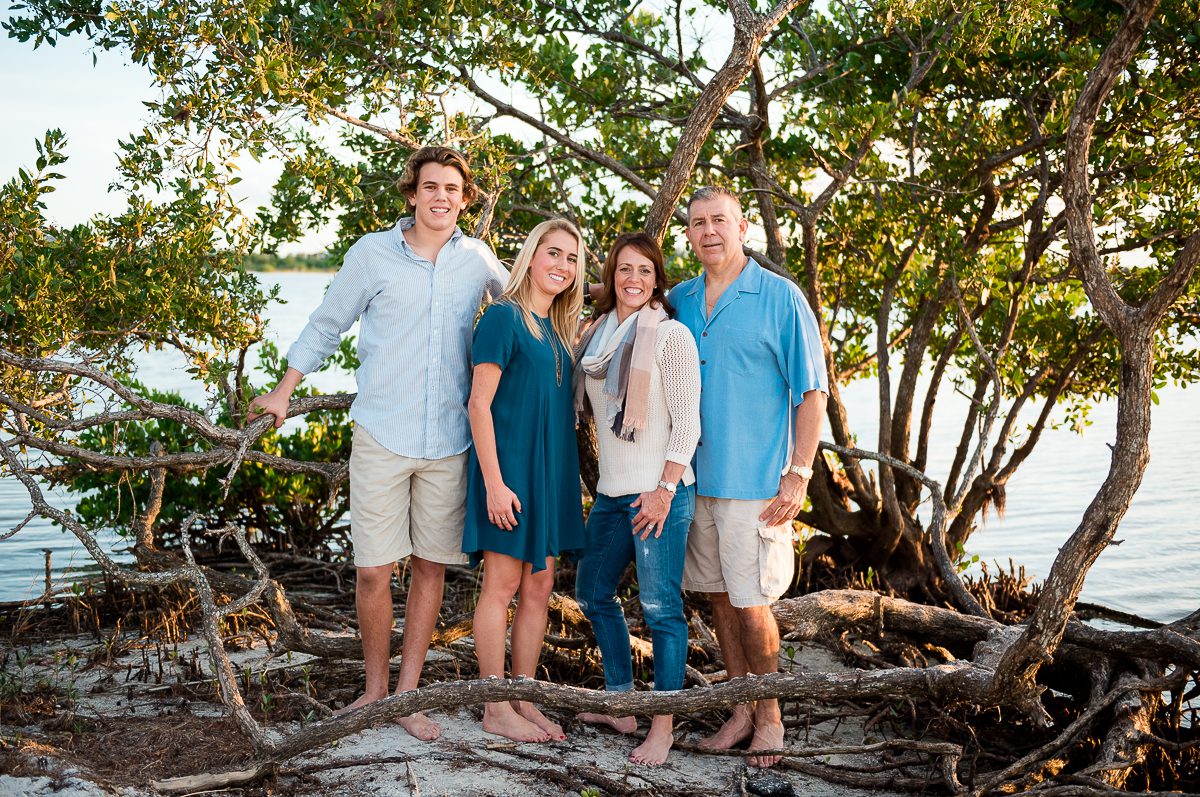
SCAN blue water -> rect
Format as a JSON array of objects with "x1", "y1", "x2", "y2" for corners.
[{"x1": 3, "y1": 272, "x2": 1197, "y2": 623}]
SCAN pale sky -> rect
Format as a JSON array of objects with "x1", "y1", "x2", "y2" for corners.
[
  {"x1": 2, "y1": 9, "x2": 739, "y2": 258},
  {"x1": 1, "y1": 23, "x2": 330, "y2": 252}
]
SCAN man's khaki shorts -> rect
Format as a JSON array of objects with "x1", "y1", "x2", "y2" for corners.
[
  {"x1": 682, "y1": 494, "x2": 796, "y2": 608},
  {"x1": 348, "y1": 424, "x2": 469, "y2": 568}
]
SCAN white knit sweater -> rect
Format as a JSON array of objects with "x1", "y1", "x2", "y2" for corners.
[{"x1": 584, "y1": 319, "x2": 702, "y2": 497}]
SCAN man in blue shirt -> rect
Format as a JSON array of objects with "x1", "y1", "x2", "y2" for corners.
[
  {"x1": 669, "y1": 186, "x2": 828, "y2": 767},
  {"x1": 248, "y1": 147, "x2": 506, "y2": 740}
]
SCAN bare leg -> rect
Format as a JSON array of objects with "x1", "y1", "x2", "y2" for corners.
[
  {"x1": 336, "y1": 563, "x2": 395, "y2": 715},
  {"x1": 475, "y1": 551, "x2": 550, "y2": 742},
  {"x1": 392, "y1": 556, "x2": 446, "y2": 740},
  {"x1": 510, "y1": 557, "x2": 565, "y2": 740},
  {"x1": 738, "y1": 604, "x2": 785, "y2": 768},
  {"x1": 630, "y1": 714, "x2": 676, "y2": 766},
  {"x1": 697, "y1": 592, "x2": 755, "y2": 750}
]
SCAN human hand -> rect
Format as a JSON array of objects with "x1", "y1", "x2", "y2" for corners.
[
  {"x1": 758, "y1": 473, "x2": 808, "y2": 527},
  {"x1": 631, "y1": 488, "x2": 672, "y2": 540},
  {"x1": 246, "y1": 388, "x2": 291, "y2": 429},
  {"x1": 487, "y1": 483, "x2": 522, "y2": 531}
]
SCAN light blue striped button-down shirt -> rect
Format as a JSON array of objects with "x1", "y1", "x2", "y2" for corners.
[{"x1": 286, "y1": 218, "x2": 508, "y2": 460}]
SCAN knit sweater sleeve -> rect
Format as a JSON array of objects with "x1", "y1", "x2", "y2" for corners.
[{"x1": 659, "y1": 323, "x2": 702, "y2": 466}]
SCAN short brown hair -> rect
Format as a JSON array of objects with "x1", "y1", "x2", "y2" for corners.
[
  {"x1": 594, "y1": 232, "x2": 675, "y2": 318},
  {"x1": 686, "y1": 185, "x2": 742, "y2": 215},
  {"x1": 397, "y1": 146, "x2": 479, "y2": 205}
]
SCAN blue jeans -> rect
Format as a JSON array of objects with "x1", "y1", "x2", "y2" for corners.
[{"x1": 574, "y1": 484, "x2": 695, "y2": 693}]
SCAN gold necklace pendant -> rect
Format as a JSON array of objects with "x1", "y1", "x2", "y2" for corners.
[{"x1": 544, "y1": 317, "x2": 562, "y2": 387}]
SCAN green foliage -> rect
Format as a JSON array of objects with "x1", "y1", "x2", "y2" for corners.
[
  {"x1": 5, "y1": 0, "x2": 1199, "y2": 564},
  {"x1": 63, "y1": 339, "x2": 357, "y2": 556},
  {"x1": 242, "y1": 252, "x2": 335, "y2": 272},
  {"x1": 1, "y1": 129, "x2": 269, "y2": 405}
]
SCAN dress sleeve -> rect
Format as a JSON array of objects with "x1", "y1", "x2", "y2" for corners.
[
  {"x1": 658, "y1": 324, "x2": 702, "y2": 466},
  {"x1": 778, "y1": 285, "x2": 829, "y2": 404},
  {"x1": 472, "y1": 302, "x2": 519, "y2": 369}
]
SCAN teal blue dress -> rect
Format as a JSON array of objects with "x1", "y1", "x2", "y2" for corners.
[{"x1": 463, "y1": 301, "x2": 585, "y2": 571}]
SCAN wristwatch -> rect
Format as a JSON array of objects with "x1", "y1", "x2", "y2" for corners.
[
  {"x1": 657, "y1": 479, "x2": 677, "y2": 494},
  {"x1": 783, "y1": 464, "x2": 814, "y2": 480}
]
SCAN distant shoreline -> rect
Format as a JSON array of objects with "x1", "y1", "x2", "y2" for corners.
[{"x1": 243, "y1": 253, "x2": 336, "y2": 272}]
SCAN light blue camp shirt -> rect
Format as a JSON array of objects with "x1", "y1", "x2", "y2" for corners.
[
  {"x1": 286, "y1": 218, "x2": 507, "y2": 459},
  {"x1": 669, "y1": 259, "x2": 828, "y2": 500}
]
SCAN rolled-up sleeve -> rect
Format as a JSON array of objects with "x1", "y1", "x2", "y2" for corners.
[{"x1": 285, "y1": 249, "x2": 377, "y2": 375}]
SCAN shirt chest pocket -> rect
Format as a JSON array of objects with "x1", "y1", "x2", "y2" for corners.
[
  {"x1": 443, "y1": 279, "x2": 488, "y2": 327},
  {"x1": 718, "y1": 325, "x2": 774, "y2": 375}
]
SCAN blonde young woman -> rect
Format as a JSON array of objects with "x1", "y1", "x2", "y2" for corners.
[{"x1": 463, "y1": 219, "x2": 586, "y2": 743}]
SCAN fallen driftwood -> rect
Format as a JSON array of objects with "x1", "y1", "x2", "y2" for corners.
[{"x1": 145, "y1": 665, "x2": 1167, "y2": 793}]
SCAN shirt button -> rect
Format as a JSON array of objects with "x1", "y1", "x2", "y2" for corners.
[
  {"x1": 702, "y1": 331, "x2": 708, "y2": 337},
  {"x1": 700, "y1": 359, "x2": 706, "y2": 365},
  {"x1": 697, "y1": 440, "x2": 703, "y2": 446}
]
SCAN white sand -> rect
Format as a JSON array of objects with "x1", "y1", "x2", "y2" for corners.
[{"x1": 2, "y1": 632, "x2": 907, "y2": 796}]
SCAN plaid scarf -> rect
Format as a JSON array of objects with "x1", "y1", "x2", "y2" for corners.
[{"x1": 573, "y1": 302, "x2": 668, "y2": 441}]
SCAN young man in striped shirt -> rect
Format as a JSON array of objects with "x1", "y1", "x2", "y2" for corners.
[{"x1": 249, "y1": 147, "x2": 507, "y2": 740}]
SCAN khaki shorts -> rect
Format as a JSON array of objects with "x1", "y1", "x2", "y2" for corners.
[
  {"x1": 348, "y1": 424, "x2": 469, "y2": 568},
  {"x1": 682, "y1": 494, "x2": 795, "y2": 608}
]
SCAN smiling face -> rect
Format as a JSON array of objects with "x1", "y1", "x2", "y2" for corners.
[
  {"x1": 612, "y1": 245, "x2": 658, "y2": 319},
  {"x1": 685, "y1": 194, "x2": 749, "y2": 271},
  {"x1": 526, "y1": 228, "x2": 580, "y2": 309},
  {"x1": 406, "y1": 162, "x2": 465, "y2": 234}
]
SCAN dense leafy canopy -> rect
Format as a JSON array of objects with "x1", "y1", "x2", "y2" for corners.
[{"x1": 4, "y1": 0, "x2": 1198, "y2": 582}]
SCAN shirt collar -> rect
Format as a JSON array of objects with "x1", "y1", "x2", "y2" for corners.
[
  {"x1": 734, "y1": 258, "x2": 764, "y2": 294},
  {"x1": 391, "y1": 217, "x2": 463, "y2": 257},
  {"x1": 684, "y1": 257, "x2": 763, "y2": 297}
]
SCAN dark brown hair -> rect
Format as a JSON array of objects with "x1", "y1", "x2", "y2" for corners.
[
  {"x1": 594, "y1": 232, "x2": 675, "y2": 318},
  {"x1": 397, "y1": 146, "x2": 479, "y2": 205}
]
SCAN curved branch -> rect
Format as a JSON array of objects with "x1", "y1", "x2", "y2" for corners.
[
  {"x1": 1061, "y1": 0, "x2": 1160, "y2": 332},
  {"x1": 820, "y1": 442, "x2": 987, "y2": 617}
]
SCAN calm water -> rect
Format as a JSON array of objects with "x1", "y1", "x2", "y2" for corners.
[{"x1": 3, "y1": 272, "x2": 1197, "y2": 622}]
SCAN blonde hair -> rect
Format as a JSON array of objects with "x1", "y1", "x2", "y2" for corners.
[{"x1": 499, "y1": 219, "x2": 585, "y2": 357}]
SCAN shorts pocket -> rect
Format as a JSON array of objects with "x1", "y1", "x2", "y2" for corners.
[{"x1": 756, "y1": 524, "x2": 795, "y2": 597}]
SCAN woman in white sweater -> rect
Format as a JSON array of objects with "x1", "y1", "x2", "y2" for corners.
[{"x1": 572, "y1": 232, "x2": 701, "y2": 765}]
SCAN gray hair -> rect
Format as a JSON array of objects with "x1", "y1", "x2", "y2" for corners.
[{"x1": 686, "y1": 185, "x2": 743, "y2": 215}]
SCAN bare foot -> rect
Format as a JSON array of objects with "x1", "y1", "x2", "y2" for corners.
[
  {"x1": 332, "y1": 690, "x2": 386, "y2": 717},
  {"x1": 483, "y1": 702, "x2": 552, "y2": 743},
  {"x1": 514, "y1": 700, "x2": 566, "y2": 741},
  {"x1": 629, "y1": 715, "x2": 674, "y2": 766},
  {"x1": 747, "y1": 719, "x2": 785, "y2": 768},
  {"x1": 397, "y1": 711, "x2": 441, "y2": 741},
  {"x1": 577, "y1": 712, "x2": 638, "y2": 734},
  {"x1": 697, "y1": 706, "x2": 755, "y2": 750}
]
